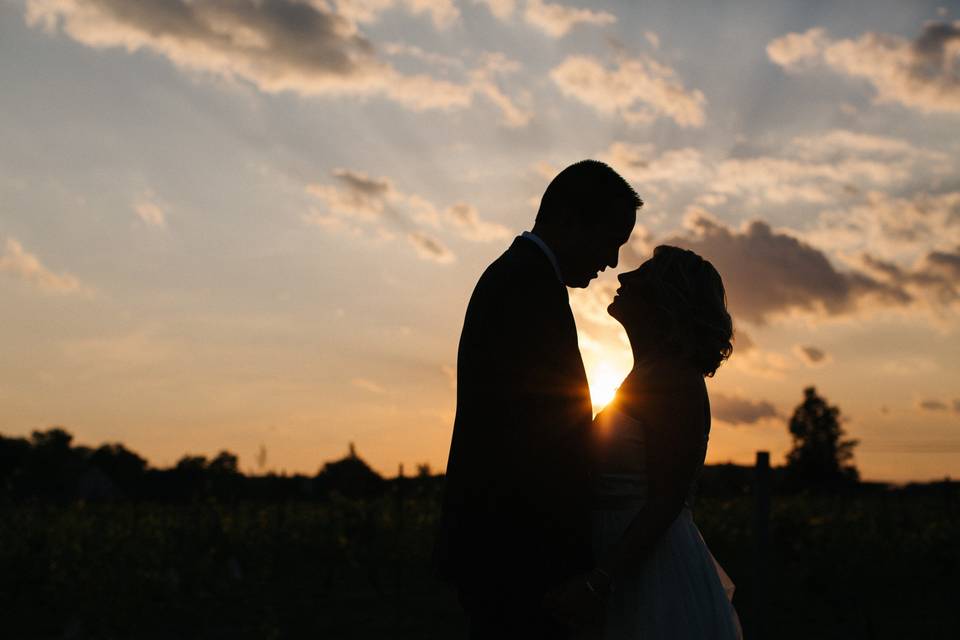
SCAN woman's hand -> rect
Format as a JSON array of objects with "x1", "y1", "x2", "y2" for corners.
[{"x1": 542, "y1": 570, "x2": 608, "y2": 631}]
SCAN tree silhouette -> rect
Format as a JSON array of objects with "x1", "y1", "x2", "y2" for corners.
[
  {"x1": 89, "y1": 443, "x2": 147, "y2": 492},
  {"x1": 785, "y1": 386, "x2": 859, "y2": 490},
  {"x1": 315, "y1": 443, "x2": 385, "y2": 499}
]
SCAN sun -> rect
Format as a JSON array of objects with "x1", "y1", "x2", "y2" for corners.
[{"x1": 589, "y1": 362, "x2": 624, "y2": 412}]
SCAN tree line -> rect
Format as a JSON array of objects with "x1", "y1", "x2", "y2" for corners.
[
  {"x1": 0, "y1": 386, "x2": 862, "y2": 503},
  {"x1": 0, "y1": 429, "x2": 399, "y2": 503}
]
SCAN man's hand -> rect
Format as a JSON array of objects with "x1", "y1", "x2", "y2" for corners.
[{"x1": 541, "y1": 570, "x2": 609, "y2": 632}]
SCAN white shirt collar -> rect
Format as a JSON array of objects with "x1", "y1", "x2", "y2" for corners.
[{"x1": 520, "y1": 231, "x2": 562, "y2": 283}]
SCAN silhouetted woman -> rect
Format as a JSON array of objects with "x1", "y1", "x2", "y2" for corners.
[{"x1": 583, "y1": 245, "x2": 741, "y2": 639}]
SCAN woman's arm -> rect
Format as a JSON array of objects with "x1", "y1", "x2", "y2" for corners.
[{"x1": 595, "y1": 391, "x2": 706, "y2": 581}]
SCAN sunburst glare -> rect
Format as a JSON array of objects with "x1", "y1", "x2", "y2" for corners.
[{"x1": 588, "y1": 360, "x2": 628, "y2": 412}]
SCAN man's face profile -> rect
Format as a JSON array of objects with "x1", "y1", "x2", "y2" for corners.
[{"x1": 561, "y1": 202, "x2": 635, "y2": 288}]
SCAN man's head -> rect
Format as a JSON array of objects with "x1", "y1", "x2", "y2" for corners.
[{"x1": 532, "y1": 160, "x2": 641, "y2": 288}]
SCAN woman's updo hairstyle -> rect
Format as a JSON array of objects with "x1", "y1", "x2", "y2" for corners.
[{"x1": 635, "y1": 245, "x2": 733, "y2": 377}]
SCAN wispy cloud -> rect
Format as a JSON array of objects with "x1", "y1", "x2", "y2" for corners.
[
  {"x1": 809, "y1": 191, "x2": 960, "y2": 263},
  {"x1": 476, "y1": 0, "x2": 615, "y2": 37},
  {"x1": 918, "y1": 398, "x2": 949, "y2": 412},
  {"x1": 334, "y1": 0, "x2": 459, "y2": 28},
  {"x1": 601, "y1": 142, "x2": 708, "y2": 186},
  {"x1": 306, "y1": 167, "x2": 508, "y2": 263},
  {"x1": 523, "y1": 0, "x2": 615, "y2": 38},
  {"x1": 550, "y1": 53, "x2": 706, "y2": 127},
  {"x1": 474, "y1": 0, "x2": 516, "y2": 21},
  {"x1": 134, "y1": 193, "x2": 167, "y2": 228},
  {"x1": 352, "y1": 377, "x2": 387, "y2": 394},
  {"x1": 0, "y1": 237, "x2": 89, "y2": 295},
  {"x1": 794, "y1": 344, "x2": 830, "y2": 367},
  {"x1": 768, "y1": 22, "x2": 960, "y2": 114},
  {"x1": 408, "y1": 231, "x2": 455, "y2": 263},
  {"x1": 604, "y1": 129, "x2": 950, "y2": 208}
]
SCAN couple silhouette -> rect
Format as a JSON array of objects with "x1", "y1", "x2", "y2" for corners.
[{"x1": 435, "y1": 161, "x2": 742, "y2": 639}]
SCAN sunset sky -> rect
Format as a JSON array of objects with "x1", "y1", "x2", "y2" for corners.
[{"x1": 2, "y1": 0, "x2": 959, "y2": 482}]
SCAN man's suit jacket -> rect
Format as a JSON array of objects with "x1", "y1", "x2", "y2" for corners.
[{"x1": 435, "y1": 236, "x2": 595, "y2": 611}]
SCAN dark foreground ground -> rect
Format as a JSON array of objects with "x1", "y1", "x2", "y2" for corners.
[{"x1": 2, "y1": 483, "x2": 958, "y2": 639}]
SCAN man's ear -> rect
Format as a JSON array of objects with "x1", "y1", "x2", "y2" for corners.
[{"x1": 554, "y1": 205, "x2": 584, "y2": 238}]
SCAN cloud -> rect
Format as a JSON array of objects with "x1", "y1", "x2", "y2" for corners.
[
  {"x1": 810, "y1": 191, "x2": 960, "y2": 264},
  {"x1": 307, "y1": 169, "x2": 393, "y2": 222},
  {"x1": 766, "y1": 27, "x2": 831, "y2": 70},
  {"x1": 469, "y1": 52, "x2": 534, "y2": 127},
  {"x1": 708, "y1": 156, "x2": 908, "y2": 205},
  {"x1": 658, "y1": 211, "x2": 912, "y2": 325},
  {"x1": 26, "y1": 0, "x2": 471, "y2": 111},
  {"x1": 792, "y1": 129, "x2": 951, "y2": 163},
  {"x1": 397, "y1": 0, "x2": 460, "y2": 29},
  {"x1": 711, "y1": 393, "x2": 780, "y2": 425},
  {"x1": 523, "y1": 0, "x2": 615, "y2": 38},
  {"x1": 333, "y1": 0, "x2": 396, "y2": 25},
  {"x1": 475, "y1": 0, "x2": 516, "y2": 21},
  {"x1": 408, "y1": 231, "x2": 455, "y2": 263},
  {"x1": 733, "y1": 329, "x2": 755, "y2": 353},
  {"x1": 446, "y1": 203, "x2": 511, "y2": 241},
  {"x1": 768, "y1": 22, "x2": 960, "y2": 114},
  {"x1": 134, "y1": 194, "x2": 166, "y2": 228},
  {"x1": 382, "y1": 41, "x2": 463, "y2": 68},
  {"x1": 601, "y1": 142, "x2": 708, "y2": 186},
  {"x1": 794, "y1": 345, "x2": 830, "y2": 366},
  {"x1": 352, "y1": 377, "x2": 386, "y2": 393},
  {"x1": 918, "y1": 398, "x2": 949, "y2": 411},
  {"x1": 853, "y1": 247, "x2": 960, "y2": 311},
  {"x1": 601, "y1": 128, "x2": 946, "y2": 208},
  {"x1": 0, "y1": 237, "x2": 89, "y2": 295},
  {"x1": 550, "y1": 54, "x2": 706, "y2": 127},
  {"x1": 306, "y1": 167, "x2": 507, "y2": 262}
]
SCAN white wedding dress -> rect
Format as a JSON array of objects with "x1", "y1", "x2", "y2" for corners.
[{"x1": 592, "y1": 405, "x2": 742, "y2": 640}]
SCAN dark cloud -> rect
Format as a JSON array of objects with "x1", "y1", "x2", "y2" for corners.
[
  {"x1": 733, "y1": 329, "x2": 755, "y2": 353},
  {"x1": 659, "y1": 212, "x2": 911, "y2": 325},
  {"x1": 796, "y1": 345, "x2": 827, "y2": 364},
  {"x1": 407, "y1": 232, "x2": 454, "y2": 263},
  {"x1": 711, "y1": 393, "x2": 780, "y2": 425},
  {"x1": 912, "y1": 21, "x2": 960, "y2": 67},
  {"x1": 919, "y1": 399, "x2": 948, "y2": 412},
  {"x1": 333, "y1": 169, "x2": 391, "y2": 197},
  {"x1": 26, "y1": 0, "x2": 472, "y2": 110},
  {"x1": 859, "y1": 247, "x2": 960, "y2": 306}
]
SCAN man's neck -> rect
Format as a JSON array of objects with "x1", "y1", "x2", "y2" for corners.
[{"x1": 521, "y1": 230, "x2": 562, "y2": 282}]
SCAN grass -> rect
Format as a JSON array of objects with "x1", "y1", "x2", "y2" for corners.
[{"x1": 2, "y1": 484, "x2": 957, "y2": 639}]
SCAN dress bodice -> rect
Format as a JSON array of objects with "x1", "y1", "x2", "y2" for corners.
[{"x1": 593, "y1": 404, "x2": 709, "y2": 509}]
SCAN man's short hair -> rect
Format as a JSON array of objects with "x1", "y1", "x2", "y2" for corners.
[{"x1": 536, "y1": 160, "x2": 642, "y2": 225}]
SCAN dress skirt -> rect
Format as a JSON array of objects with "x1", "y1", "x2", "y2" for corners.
[{"x1": 592, "y1": 473, "x2": 742, "y2": 640}]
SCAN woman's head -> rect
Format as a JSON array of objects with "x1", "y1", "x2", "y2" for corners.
[{"x1": 608, "y1": 245, "x2": 733, "y2": 377}]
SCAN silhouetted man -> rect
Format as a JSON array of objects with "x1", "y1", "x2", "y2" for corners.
[{"x1": 436, "y1": 160, "x2": 641, "y2": 638}]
